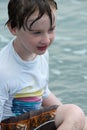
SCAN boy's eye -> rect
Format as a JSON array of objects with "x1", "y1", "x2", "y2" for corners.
[
  {"x1": 32, "y1": 31, "x2": 41, "y2": 35},
  {"x1": 49, "y1": 27, "x2": 55, "y2": 32}
]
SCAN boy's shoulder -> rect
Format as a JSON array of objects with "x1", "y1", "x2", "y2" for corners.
[{"x1": 43, "y1": 50, "x2": 49, "y2": 61}]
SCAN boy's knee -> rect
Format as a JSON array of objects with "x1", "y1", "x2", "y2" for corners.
[{"x1": 55, "y1": 104, "x2": 85, "y2": 129}]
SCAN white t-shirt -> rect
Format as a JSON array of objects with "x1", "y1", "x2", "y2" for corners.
[{"x1": 0, "y1": 39, "x2": 51, "y2": 121}]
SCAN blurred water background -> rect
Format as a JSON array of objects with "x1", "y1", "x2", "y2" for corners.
[{"x1": 0, "y1": 0, "x2": 87, "y2": 114}]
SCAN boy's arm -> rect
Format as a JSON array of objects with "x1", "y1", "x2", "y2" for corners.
[
  {"x1": 42, "y1": 92, "x2": 63, "y2": 107},
  {"x1": 0, "y1": 83, "x2": 9, "y2": 122},
  {"x1": 0, "y1": 100, "x2": 5, "y2": 122}
]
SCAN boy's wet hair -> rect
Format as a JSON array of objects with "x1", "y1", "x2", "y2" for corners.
[{"x1": 6, "y1": 0, "x2": 57, "y2": 30}]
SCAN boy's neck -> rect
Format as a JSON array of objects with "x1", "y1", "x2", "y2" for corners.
[{"x1": 13, "y1": 39, "x2": 37, "y2": 61}]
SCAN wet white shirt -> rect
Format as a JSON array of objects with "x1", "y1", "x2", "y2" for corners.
[{"x1": 0, "y1": 39, "x2": 51, "y2": 121}]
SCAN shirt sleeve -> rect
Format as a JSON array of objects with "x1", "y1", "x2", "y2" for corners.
[
  {"x1": 42, "y1": 50, "x2": 51, "y2": 99},
  {"x1": 42, "y1": 84, "x2": 51, "y2": 99},
  {"x1": 0, "y1": 82, "x2": 9, "y2": 122}
]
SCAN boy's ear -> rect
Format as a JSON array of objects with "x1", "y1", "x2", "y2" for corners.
[{"x1": 7, "y1": 23, "x2": 17, "y2": 35}]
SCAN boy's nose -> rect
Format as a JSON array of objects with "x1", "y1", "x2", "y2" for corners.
[{"x1": 41, "y1": 33, "x2": 50, "y2": 44}]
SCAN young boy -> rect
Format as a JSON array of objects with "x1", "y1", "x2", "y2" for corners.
[{"x1": 0, "y1": 0, "x2": 86, "y2": 130}]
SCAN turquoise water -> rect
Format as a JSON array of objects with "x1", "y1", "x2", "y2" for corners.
[{"x1": 0, "y1": 0, "x2": 87, "y2": 114}]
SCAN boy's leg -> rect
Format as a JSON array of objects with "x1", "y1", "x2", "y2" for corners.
[{"x1": 55, "y1": 104, "x2": 85, "y2": 130}]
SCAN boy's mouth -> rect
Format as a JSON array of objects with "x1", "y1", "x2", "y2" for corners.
[{"x1": 37, "y1": 45, "x2": 47, "y2": 51}]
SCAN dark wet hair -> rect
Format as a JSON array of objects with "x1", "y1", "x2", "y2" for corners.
[{"x1": 6, "y1": 0, "x2": 57, "y2": 30}]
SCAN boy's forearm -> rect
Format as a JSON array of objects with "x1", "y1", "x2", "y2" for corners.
[{"x1": 42, "y1": 92, "x2": 63, "y2": 107}]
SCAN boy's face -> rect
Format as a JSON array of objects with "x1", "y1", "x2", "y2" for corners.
[{"x1": 13, "y1": 9, "x2": 56, "y2": 59}]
